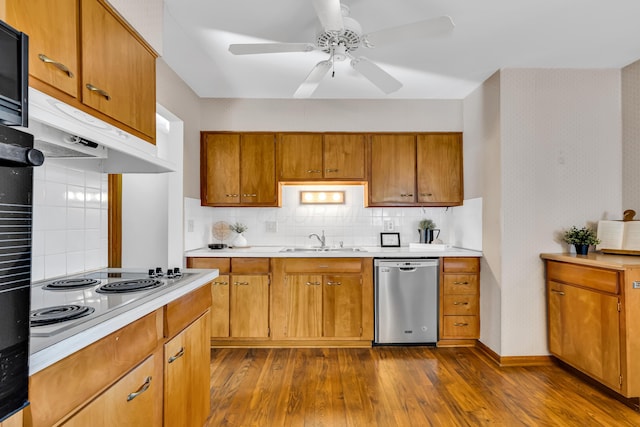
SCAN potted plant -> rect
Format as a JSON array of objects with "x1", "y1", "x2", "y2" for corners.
[
  {"x1": 562, "y1": 225, "x2": 600, "y2": 255},
  {"x1": 230, "y1": 222, "x2": 248, "y2": 247},
  {"x1": 418, "y1": 219, "x2": 440, "y2": 243}
]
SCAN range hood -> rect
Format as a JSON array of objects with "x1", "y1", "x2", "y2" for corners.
[{"x1": 20, "y1": 88, "x2": 175, "y2": 173}]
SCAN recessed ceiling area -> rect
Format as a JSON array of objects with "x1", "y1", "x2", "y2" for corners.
[{"x1": 162, "y1": 0, "x2": 640, "y2": 100}]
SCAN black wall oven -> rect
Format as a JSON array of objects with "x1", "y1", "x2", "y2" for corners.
[{"x1": 0, "y1": 125, "x2": 43, "y2": 421}]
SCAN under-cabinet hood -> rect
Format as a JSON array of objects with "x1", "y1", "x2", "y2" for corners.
[{"x1": 19, "y1": 88, "x2": 175, "y2": 173}]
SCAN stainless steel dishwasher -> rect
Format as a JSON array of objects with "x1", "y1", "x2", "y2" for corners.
[{"x1": 374, "y1": 258, "x2": 439, "y2": 344}]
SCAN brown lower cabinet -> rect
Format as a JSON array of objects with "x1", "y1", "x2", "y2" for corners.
[
  {"x1": 187, "y1": 257, "x2": 374, "y2": 346},
  {"x1": 542, "y1": 254, "x2": 640, "y2": 404},
  {"x1": 438, "y1": 257, "x2": 480, "y2": 346},
  {"x1": 26, "y1": 284, "x2": 212, "y2": 427}
]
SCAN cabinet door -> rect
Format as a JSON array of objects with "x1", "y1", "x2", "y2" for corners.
[
  {"x1": 548, "y1": 281, "x2": 621, "y2": 390},
  {"x1": 240, "y1": 134, "x2": 277, "y2": 205},
  {"x1": 417, "y1": 134, "x2": 463, "y2": 205},
  {"x1": 278, "y1": 134, "x2": 323, "y2": 180},
  {"x1": 201, "y1": 133, "x2": 240, "y2": 205},
  {"x1": 164, "y1": 313, "x2": 211, "y2": 427},
  {"x1": 324, "y1": 134, "x2": 366, "y2": 179},
  {"x1": 230, "y1": 275, "x2": 270, "y2": 337},
  {"x1": 283, "y1": 274, "x2": 323, "y2": 337},
  {"x1": 63, "y1": 355, "x2": 161, "y2": 427},
  {"x1": 210, "y1": 275, "x2": 230, "y2": 338},
  {"x1": 81, "y1": 0, "x2": 156, "y2": 139},
  {"x1": 5, "y1": 0, "x2": 79, "y2": 97},
  {"x1": 369, "y1": 134, "x2": 416, "y2": 204},
  {"x1": 323, "y1": 275, "x2": 362, "y2": 338}
]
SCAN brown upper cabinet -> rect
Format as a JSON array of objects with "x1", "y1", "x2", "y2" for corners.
[
  {"x1": 3, "y1": 0, "x2": 157, "y2": 143},
  {"x1": 200, "y1": 132, "x2": 278, "y2": 207},
  {"x1": 278, "y1": 133, "x2": 366, "y2": 181},
  {"x1": 368, "y1": 133, "x2": 463, "y2": 207}
]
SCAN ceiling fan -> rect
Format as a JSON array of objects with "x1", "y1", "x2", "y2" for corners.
[{"x1": 228, "y1": 0, "x2": 454, "y2": 98}]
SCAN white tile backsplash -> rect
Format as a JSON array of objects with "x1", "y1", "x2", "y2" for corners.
[
  {"x1": 32, "y1": 162, "x2": 109, "y2": 281},
  {"x1": 184, "y1": 185, "x2": 479, "y2": 251}
]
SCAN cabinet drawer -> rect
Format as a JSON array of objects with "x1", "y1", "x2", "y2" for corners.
[
  {"x1": 443, "y1": 274, "x2": 478, "y2": 294},
  {"x1": 231, "y1": 257, "x2": 270, "y2": 273},
  {"x1": 284, "y1": 258, "x2": 362, "y2": 273},
  {"x1": 29, "y1": 310, "x2": 162, "y2": 427},
  {"x1": 165, "y1": 284, "x2": 212, "y2": 338},
  {"x1": 442, "y1": 316, "x2": 479, "y2": 338},
  {"x1": 547, "y1": 261, "x2": 619, "y2": 294},
  {"x1": 443, "y1": 257, "x2": 480, "y2": 273},
  {"x1": 443, "y1": 295, "x2": 478, "y2": 315},
  {"x1": 186, "y1": 257, "x2": 230, "y2": 273}
]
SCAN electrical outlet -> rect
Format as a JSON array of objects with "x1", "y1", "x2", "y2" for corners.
[
  {"x1": 187, "y1": 219, "x2": 194, "y2": 232},
  {"x1": 265, "y1": 220, "x2": 278, "y2": 233},
  {"x1": 383, "y1": 220, "x2": 394, "y2": 231}
]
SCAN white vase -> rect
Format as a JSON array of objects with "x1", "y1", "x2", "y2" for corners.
[{"x1": 233, "y1": 233, "x2": 247, "y2": 247}]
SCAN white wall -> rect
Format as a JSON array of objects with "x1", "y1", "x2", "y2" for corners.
[
  {"x1": 463, "y1": 71, "x2": 502, "y2": 353},
  {"x1": 623, "y1": 59, "x2": 640, "y2": 211},
  {"x1": 463, "y1": 68, "x2": 623, "y2": 357},
  {"x1": 184, "y1": 186, "x2": 478, "y2": 251},
  {"x1": 32, "y1": 162, "x2": 108, "y2": 281}
]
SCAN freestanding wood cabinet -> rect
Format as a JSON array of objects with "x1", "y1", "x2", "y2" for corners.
[
  {"x1": 200, "y1": 133, "x2": 278, "y2": 207},
  {"x1": 542, "y1": 253, "x2": 640, "y2": 408}
]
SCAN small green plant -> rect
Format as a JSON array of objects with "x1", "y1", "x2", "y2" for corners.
[
  {"x1": 562, "y1": 226, "x2": 600, "y2": 246},
  {"x1": 419, "y1": 219, "x2": 436, "y2": 230},
  {"x1": 230, "y1": 222, "x2": 248, "y2": 234}
]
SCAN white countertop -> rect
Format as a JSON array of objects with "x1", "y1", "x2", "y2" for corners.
[
  {"x1": 29, "y1": 268, "x2": 218, "y2": 375},
  {"x1": 185, "y1": 245, "x2": 482, "y2": 258}
]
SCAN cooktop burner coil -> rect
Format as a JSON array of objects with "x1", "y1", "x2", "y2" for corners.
[
  {"x1": 95, "y1": 279, "x2": 163, "y2": 294},
  {"x1": 43, "y1": 278, "x2": 101, "y2": 291},
  {"x1": 30, "y1": 305, "x2": 96, "y2": 326}
]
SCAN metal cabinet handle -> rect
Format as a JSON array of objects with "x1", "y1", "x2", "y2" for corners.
[
  {"x1": 85, "y1": 83, "x2": 111, "y2": 100},
  {"x1": 306, "y1": 169, "x2": 322, "y2": 173},
  {"x1": 326, "y1": 281, "x2": 342, "y2": 286},
  {"x1": 234, "y1": 281, "x2": 249, "y2": 286},
  {"x1": 453, "y1": 322, "x2": 469, "y2": 327},
  {"x1": 325, "y1": 168, "x2": 339, "y2": 173},
  {"x1": 400, "y1": 193, "x2": 414, "y2": 197},
  {"x1": 420, "y1": 193, "x2": 433, "y2": 197},
  {"x1": 127, "y1": 376, "x2": 152, "y2": 401},
  {"x1": 38, "y1": 53, "x2": 74, "y2": 77},
  {"x1": 168, "y1": 347, "x2": 185, "y2": 363},
  {"x1": 242, "y1": 193, "x2": 257, "y2": 197},
  {"x1": 551, "y1": 289, "x2": 565, "y2": 296},
  {"x1": 453, "y1": 281, "x2": 470, "y2": 285},
  {"x1": 213, "y1": 281, "x2": 228, "y2": 286},
  {"x1": 225, "y1": 193, "x2": 239, "y2": 197},
  {"x1": 453, "y1": 301, "x2": 469, "y2": 306},
  {"x1": 305, "y1": 281, "x2": 321, "y2": 286}
]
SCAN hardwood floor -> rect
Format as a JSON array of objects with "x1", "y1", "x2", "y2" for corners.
[{"x1": 206, "y1": 346, "x2": 640, "y2": 426}]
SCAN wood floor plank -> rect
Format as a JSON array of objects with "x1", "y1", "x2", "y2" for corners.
[{"x1": 206, "y1": 347, "x2": 640, "y2": 426}]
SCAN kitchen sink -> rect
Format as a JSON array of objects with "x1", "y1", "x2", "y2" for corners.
[{"x1": 280, "y1": 247, "x2": 367, "y2": 253}]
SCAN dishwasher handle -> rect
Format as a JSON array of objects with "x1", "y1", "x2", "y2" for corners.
[{"x1": 399, "y1": 267, "x2": 417, "y2": 272}]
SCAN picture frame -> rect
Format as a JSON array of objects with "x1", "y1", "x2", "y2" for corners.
[{"x1": 380, "y1": 232, "x2": 401, "y2": 247}]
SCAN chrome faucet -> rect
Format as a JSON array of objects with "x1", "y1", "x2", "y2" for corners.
[{"x1": 308, "y1": 230, "x2": 326, "y2": 248}]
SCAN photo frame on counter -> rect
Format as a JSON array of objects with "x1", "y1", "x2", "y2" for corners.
[{"x1": 380, "y1": 232, "x2": 401, "y2": 247}]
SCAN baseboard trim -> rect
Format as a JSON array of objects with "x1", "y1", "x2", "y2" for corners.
[{"x1": 476, "y1": 340, "x2": 554, "y2": 367}]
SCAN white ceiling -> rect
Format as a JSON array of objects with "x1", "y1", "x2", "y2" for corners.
[{"x1": 162, "y1": 0, "x2": 640, "y2": 100}]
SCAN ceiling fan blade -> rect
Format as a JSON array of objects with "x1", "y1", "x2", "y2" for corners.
[
  {"x1": 293, "y1": 60, "x2": 333, "y2": 98},
  {"x1": 363, "y1": 16, "x2": 455, "y2": 47},
  {"x1": 312, "y1": 0, "x2": 344, "y2": 32},
  {"x1": 350, "y1": 56, "x2": 402, "y2": 94},
  {"x1": 229, "y1": 43, "x2": 316, "y2": 55}
]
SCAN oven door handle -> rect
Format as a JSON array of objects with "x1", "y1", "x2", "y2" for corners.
[{"x1": 0, "y1": 142, "x2": 44, "y2": 167}]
